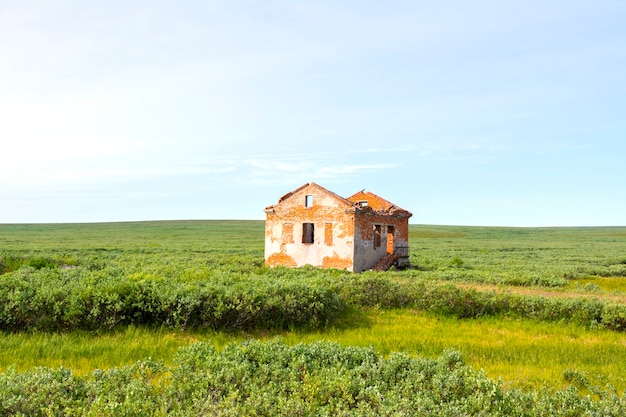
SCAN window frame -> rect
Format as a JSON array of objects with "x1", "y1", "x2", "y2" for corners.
[
  {"x1": 373, "y1": 224, "x2": 382, "y2": 248},
  {"x1": 302, "y1": 222, "x2": 315, "y2": 244}
]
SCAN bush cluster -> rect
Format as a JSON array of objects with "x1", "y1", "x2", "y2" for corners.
[
  {"x1": 339, "y1": 274, "x2": 626, "y2": 330},
  {"x1": 3, "y1": 265, "x2": 626, "y2": 333},
  {"x1": 0, "y1": 267, "x2": 341, "y2": 332},
  {"x1": 1, "y1": 340, "x2": 624, "y2": 416},
  {"x1": 0, "y1": 255, "x2": 62, "y2": 274}
]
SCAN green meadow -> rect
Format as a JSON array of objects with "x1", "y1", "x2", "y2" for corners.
[{"x1": 1, "y1": 221, "x2": 626, "y2": 414}]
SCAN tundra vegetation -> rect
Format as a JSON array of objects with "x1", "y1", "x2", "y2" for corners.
[{"x1": 1, "y1": 221, "x2": 626, "y2": 415}]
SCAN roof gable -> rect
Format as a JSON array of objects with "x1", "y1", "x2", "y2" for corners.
[{"x1": 265, "y1": 182, "x2": 355, "y2": 211}]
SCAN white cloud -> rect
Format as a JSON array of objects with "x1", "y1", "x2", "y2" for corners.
[
  {"x1": 316, "y1": 164, "x2": 397, "y2": 177},
  {"x1": 232, "y1": 156, "x2": 398, "y2": 186}
]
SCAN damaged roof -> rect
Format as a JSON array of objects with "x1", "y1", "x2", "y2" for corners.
[{"x1": 265, "y1": 182, "x2": 412, "y2": 218}]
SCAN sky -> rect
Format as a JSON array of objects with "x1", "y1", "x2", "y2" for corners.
[{"x1": 1, "y1": 1, "x2": 625, "y2": 226}]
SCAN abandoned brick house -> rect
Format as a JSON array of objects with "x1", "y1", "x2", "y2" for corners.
[{"x1": 264, "y1": 182, "x2": 412, "y2": 272}]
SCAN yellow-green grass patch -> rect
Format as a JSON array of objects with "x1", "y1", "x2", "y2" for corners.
[
  {"x1": 568, "y1": 276, "x2": 626, "y2": 293},
  {"x1": 279, "y1": 309, "x2": 626, "y2": 391},
  {"x1": 4, "y1": 309, "x2": 626, "y2": 392}
]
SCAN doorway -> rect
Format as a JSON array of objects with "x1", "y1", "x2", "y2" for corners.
[{"x1": 386, "y1": 225, "x2": 395, "y2": 254}]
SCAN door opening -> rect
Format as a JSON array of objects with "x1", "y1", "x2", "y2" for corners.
[{"x1": 386, "y1": 225, "x2": 395, "y2": 254}]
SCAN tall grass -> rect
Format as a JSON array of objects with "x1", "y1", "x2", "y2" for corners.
[
  {"x1": 282, "y1": 309, "x2": 626, "y2": 391},
  {"x1": 3, "y1": 310, "x2": 626, "y2": 391},
  {"x1": 0, "y1": 326, "x2": 197, "y2": 374}
]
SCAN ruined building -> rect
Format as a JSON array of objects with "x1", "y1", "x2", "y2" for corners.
[{"x1": 264, "y1": 182, "x2": 412, "y2": 272}]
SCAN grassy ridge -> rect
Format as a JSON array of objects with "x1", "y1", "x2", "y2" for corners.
[{"x1": 0, "y1": 220, "x2": 265, "y2": 254}]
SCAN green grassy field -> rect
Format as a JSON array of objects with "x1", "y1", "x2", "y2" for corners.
[
  {"x1": 1, "y1": 221, "x2": 626, "y2": 393},
  {"x1": 3, "y1": 309, "x2": 626, "y2": 392}
]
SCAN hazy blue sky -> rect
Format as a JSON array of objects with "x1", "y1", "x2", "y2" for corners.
[{"x1": 1, "y1": 1, "x2": 624, "y2": 226}]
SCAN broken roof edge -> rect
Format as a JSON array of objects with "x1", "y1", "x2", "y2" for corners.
[
  {"x1": 276, "y1": 183, "x2": 309, "y2": 203},
  {"x1": 357, "y1": 206, "x2": 413, "y2": 219},
  {"x1": 346, "y1": 190, "x2": 412, "y2": 218},
  {"x1": 265, "y1": 182, "x2": 412, "y2": 218}
]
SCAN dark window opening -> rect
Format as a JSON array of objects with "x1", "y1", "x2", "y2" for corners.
[
  {"x1": 305, "y1": 195, "x2": 313, "y2": 207},
  {"x1": 373, "y1": 224, "x2": 382, "y2": 248},
  {"x1": 302, "y1": 223, "x2": 315, "y2": 244}
]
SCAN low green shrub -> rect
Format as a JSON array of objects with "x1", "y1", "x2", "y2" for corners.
[
  {"x1": 2, "y1": 265, "x2": 626, "y2": 333},
  {"x1": 0, "y1": 256, "x2": 59, "y2": 274},
  {"x1": 601, "y1": 303, "x2": 626, "y2": 330},
  {"x1": 338, "y1": 274, "x2": 413, "y2": 308},
  {"x1": 1, "y1": 340, "x2": 624, "y2": 416},
  {"x1": 0, "y1": 267, "x2": 341, "y2": 332},
  {"x1": 338, "y1": 275, "x2": 626, "y2": 330}
]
